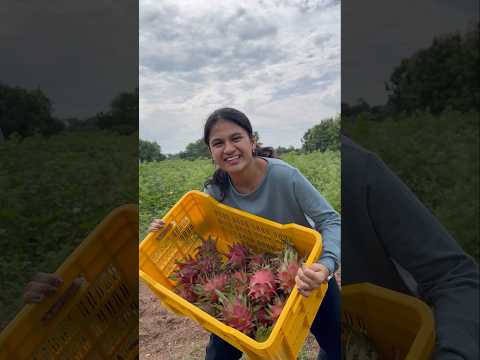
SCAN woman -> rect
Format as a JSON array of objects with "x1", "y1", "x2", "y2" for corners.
[{"x1": 150, "y1": 107, "x2": 341, "y2": 360}]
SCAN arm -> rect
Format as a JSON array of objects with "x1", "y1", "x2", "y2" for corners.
[
  {"x1": 292, "y1": 169, "x2": 341, "y2": 275},
  {"x1": 366, "y1": 153, "x2": 479, "y2": 359}
]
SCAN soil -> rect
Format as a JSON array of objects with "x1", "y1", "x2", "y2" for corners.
[{"x1": 139, "y1": 282, "x2": 320, "y2": 360}]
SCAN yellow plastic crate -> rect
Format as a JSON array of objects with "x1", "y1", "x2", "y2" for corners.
[
  {"x1": 342, "y1": 283, "x2": 435, "y2": 360},
  {"x1": 139, "y1": 190, "x2": 328, "y2": 360},
  {"x1": 0, "y1": 205, "x2": 139, "y2": 360}
]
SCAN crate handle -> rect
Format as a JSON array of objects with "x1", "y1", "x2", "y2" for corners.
[
  {"x1": 41, "y1": 276, "x2": 85, "y2": 324},
  {"x1": 156, "y1": 221, "x2": 176, "y2": 241}
]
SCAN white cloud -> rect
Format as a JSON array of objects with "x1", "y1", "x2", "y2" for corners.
[{"x1": 140, "y1": 0, "x2": 340, "y2": 154}]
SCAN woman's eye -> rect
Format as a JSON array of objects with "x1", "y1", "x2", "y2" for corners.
[{"x1": 233, "y1": 137, "x2": 242, "y2": 142}]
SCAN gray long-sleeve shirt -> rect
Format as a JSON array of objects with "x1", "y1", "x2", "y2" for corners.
[
  {"x1": 204, "y1": 156, "x2": 341, "y2": 274},
  {"x1": 342, "y1": 136, "x2": 479, "y2": 359}
]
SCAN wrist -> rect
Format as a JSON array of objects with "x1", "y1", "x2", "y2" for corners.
[{"x1": 317, "y1": 258, "x2": 335, "y2": 277}]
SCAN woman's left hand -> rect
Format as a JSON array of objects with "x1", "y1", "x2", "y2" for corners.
[{"x1": 295, "y1": 263, "x2": 330, "y2": 298}]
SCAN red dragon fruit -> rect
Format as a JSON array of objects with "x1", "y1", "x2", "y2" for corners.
[
  {"x1": 198, "y1": 274, "x2": 228, "y2": 302},
  {"x1": 267, "y1": 297, "x2": 286, "y2": 323},
  {"x1": 255, "y1": 307, "x2": 272, "y2": 327},
  {"x1": 195, "y1": 236, "x2": 223, "y2": 274},
  {"x1": 170, "y1": 256, "x2": 200, "y2": 284},
  {"x1": 249, "y1": 268, "x2": 277, "y2": 304},
  {"x1": 225, "y1": 243, "x2": 251, "y2": 270},
  {"x1": 277, "y1": 243, "x2": 300, "y2": 294},
  {"x1": 169, "y1": 235, "x2": 307, "y2": 341},
  {"x1": 173, "y1": 283, "x2": 198, "y2": 303},
  {"x1": 247, "y1": 253, "x2": 270, "y2": 273},
  {"x1": 277, "y1": 262, "x2": 300, "y2": 294},
  {"x1": 230, "y1": 271, "x2": 249, "y2": 296},
  {"x1": 195, "y1": 235, "x2": 218, "y2": 258},
  {"x1": 219, "y1": 296, "x2": 255, "y2": 335}
]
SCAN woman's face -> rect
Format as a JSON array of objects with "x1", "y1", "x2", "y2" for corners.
[{"x1": 208, "y1": 119, "x2": 255, "y2": 174}]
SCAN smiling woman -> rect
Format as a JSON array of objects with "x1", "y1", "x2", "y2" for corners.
[
  {"x1": 204, "y1": 108, "x2": 275, "y2": 199},
  {"x1": 147, "y1": 107, "x2": 341, "y2": 360}
]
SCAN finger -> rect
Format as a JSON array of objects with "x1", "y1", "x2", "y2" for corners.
[
  {"x1": 148, "y1": 220, "x2": 165, "y2": 232},
  {"x1": 28, "y1": 281, "x2": 58, "y2": 297},
  {"x1": 32, "y1": 273, "x2": 63, "y2": 287},
  {"x1": 295, "y1": 275, "x2": 313, "y2": 292},
  {"x1": 148, "y1": 225, "x2": 163, "y2": 233},
  {"x1": 305, "y1": 263, "x2": 330, "y2": 283},
  {"x1": 296, "y1": 268, "x2": 314, "y2": 288},
  {"x1": 302, "y1": 266, "x2": 326, "y2": 285},
  {"x1": 297, "y1": 283, "x2": 312, "y2": 297},
  {"x1": 297, "y1": 270, "x2": 317, "y2": 289},
  {"x1": 24, "y1": 291, "x2": 45, "y2": 304}
]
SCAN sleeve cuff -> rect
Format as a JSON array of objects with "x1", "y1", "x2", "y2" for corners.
[{"x1": 317, "y1": 257, "x2": 337, "y2": 276}]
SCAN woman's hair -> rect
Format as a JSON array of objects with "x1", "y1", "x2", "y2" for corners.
[{"x1": 203, "y1": 107, "x2": 275, "y2": 201}]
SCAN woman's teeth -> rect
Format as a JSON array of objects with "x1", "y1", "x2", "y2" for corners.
[{"x1": 225, "y1": 155, "x2": 240, "y2": 161}]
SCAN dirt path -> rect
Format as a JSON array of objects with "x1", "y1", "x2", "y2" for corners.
[
  {"x1": 139, "y1": 283, "x2": 319, "y2": 360},
  {"x1": 139, "y1": 282, "x2": 210, "y2": 359}
]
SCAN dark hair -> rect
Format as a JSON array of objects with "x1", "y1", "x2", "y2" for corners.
[{"x1": 203, "y1": 107, "x2": 275, "y2": 201}]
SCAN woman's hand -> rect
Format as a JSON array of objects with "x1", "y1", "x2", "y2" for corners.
[
  {"x1": 148, "y1": 219, "x2": 165, "y2": 233},
  {"x1": 24, "y1": 272, "x2": 63, "y2": 304},
  {"x1": 295, "y1": 263, "x2": 330, "y2": 298}
]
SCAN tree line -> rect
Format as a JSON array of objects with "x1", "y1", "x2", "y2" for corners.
[
  {"x1": 139, "y1": 117, "x2": 340, "y2": 163},
  {"x1": 342, "y1": 22, "x2": 479, "y2": 122},
  {"x1": 0, "y1": 86, "x2": 138, "y2": 140}
]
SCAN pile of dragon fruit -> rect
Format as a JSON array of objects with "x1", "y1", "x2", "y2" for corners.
[{"x1": 169, "y1": 235, "x2": 302, "y2": 342}]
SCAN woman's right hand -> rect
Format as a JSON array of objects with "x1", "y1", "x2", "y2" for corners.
[
  {"x1": 148, "y1": 219, "x2": 165, "y2": 233},
  {"x1": 24, "y1": 272, "x2": 63, "y2": 304}
]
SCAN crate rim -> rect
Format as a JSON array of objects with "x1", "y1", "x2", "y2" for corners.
[
  {"x1": 140, "y1": 190, "x2": 323, "y2": 246},
  {"x1": 342, "y1": 282, "x2": 435, "y2": 359}
]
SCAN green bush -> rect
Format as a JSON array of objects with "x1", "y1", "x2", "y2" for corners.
[{"x1": 343, "y1": 111, "x2": 479, "y2": 261}]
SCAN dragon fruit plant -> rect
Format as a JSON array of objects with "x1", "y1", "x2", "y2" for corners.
[{"x1": 169, "y1": 235, "x2": 302, "y2": 342}]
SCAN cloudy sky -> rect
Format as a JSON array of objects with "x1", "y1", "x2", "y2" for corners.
[
  {"x1": 0, "y1": 0, "x2": 137, "y2": 119},
  {"x1": 140, "y1": 0, "x2": 340, "y2": 154}
]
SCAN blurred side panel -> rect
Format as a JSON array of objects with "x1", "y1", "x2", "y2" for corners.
[
  {"x1": 341, "y1": 1, "x2": 479, "y2": 359},
  {"x1": 0, "y1": 1, "x2": 139, "y2": 358}
]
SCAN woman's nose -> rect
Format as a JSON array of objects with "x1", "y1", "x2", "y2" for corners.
[{"x1": 224, "y1": 141, "x2": 235, "y2": 153}]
